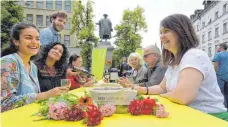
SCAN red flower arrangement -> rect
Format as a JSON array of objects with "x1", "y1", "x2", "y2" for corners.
[
  {"x1": 84, "y1": 104, "x2": 103, "y2": 126},
  {"x1": 128, "y1": 97, "x2": 169, "y2": 118},
  {"x1": 64, "y1": 104, "x2": 85, "y2": 121}
]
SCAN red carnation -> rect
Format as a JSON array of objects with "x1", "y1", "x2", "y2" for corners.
[
  {"x1": 128, "y1": 99, "x2": 142, "y2": 115},
  {"x1": 141, "y1": 97, "x2": 156, "y2": 115},
  {"x1": 64, "y1": 104, "x2": 85, "y2": 121},
  {"x1": 85, "y1": 105, "x2": 103, "y2": 126}
]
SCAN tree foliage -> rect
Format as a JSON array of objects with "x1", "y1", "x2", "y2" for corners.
[
  {"x1": 71, "y1": 0, "x2": 98, "y2": 72},
  {"x1": 113, "y1": 6, "x2": 147, "y2": 67},
  {"x1": 1, "y1": 1, "x2": 24, "y2": 50}
]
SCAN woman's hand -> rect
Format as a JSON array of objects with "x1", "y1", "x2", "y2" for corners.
[
  {"x1": 118, "y1": 77, "x2": 133, "y2": 85},
  {"x1": 83, "y1": 81, "x2": 93, "y2": 87},
  {"x1": 36, "y1": 87, "x2": 70, "y2": 100},
  {"x1": 47, "y1": 87, "x2": 69, "y2": 97}
]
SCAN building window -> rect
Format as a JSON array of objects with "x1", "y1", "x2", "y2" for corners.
[
  {"x1": 202, "y1": 22, "x2": 205, "y2": 28},
  {"x1": 223, "y1": 22, "x2": 227, "y2": 33},
  {"x1": 36, "y1": 15, "x2": 43, "y2": 27},
  {"x1": 223, "y1": 3, "x2": 227, "y2": 14},
  {"x1": 26, "y1": 14, "x2": 33, "y2": 24},
  {"x1": 65, "y1": 0, "x2": 71, "y2": 11},
  {"x1": 64, "y1": 35, "x2": 70, "y2": 46},
  {"x1": 208, "y1": 19, "x2": 212, "y2": 24},
  {"x1": 202, "y1": 34, "x2": 205, "y2": 43},
  {"x1": 215, "y1": 27, "x2": 219, "y2": 38},
  {"x1": 56, "y1": 0, "x2": 62, "y2": 10},
  {"x1": 46, "y1": 16, "x2": 51, "y2": 26},
  {"x1": 215, "y1": 11, "x2": 218, "y2": 19},
  {"x1": 225, "y1": 42, "x2": 228, "y2": 46},
  {"x1": 215, "y1": 44, "x2": 218, "y2": 52},
  {"x1": 36, "y1": 0, "x2": 43, "y2": 8},
  {"x1": 26, "y1": 1, "x2": 34, "y2": 8},
  {"x1": 208, "y1": 47, "x2": 212, "y2": 57},
  {"x1": 208, "y1": 31, "x2": 212, "y2": 40},
  {"x1": 46, "y1": 0, "x2": 53, "y2": 9},
  {"x1": 18, "y1": 0, "x2": 24, "y2": 6},
  {"x1": 65, "y1": 18, "x2": 70, "y2": 29},
  {"x1": 197, "y1": 23, "x2": 200, "y2": 31}
]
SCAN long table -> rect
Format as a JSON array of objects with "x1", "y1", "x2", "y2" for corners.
[{"x1": 1, "y1": 87, "x2": 228, "y2": 127}]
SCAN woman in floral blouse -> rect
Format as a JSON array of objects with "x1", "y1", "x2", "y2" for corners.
[{"x1": 1, "y1": 23, "x2": 69, "y2": 112}]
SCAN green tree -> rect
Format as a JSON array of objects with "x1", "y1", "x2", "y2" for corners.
[
  {"x1": 70, "y1": 0, "x2": 98, "y2": 72},
  {"x1": 113, "y1": 6, "x2": 147, "y2": 67},
  {"x1": 1, "y1": 1, "x2": 24, "y2": 50}
]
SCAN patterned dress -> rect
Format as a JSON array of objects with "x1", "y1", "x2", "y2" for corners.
[{"x1": 1, "y1": 53, "x2": 40, "y2": 112}]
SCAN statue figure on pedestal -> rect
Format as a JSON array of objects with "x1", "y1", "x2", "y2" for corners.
[{"x1": 97, "y1": 14, "x2": 113, "y2": 42}]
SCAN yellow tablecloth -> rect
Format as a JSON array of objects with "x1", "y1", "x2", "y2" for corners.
[{"x1": 1, "y1": 87, "x2": 228, "y2": 127}]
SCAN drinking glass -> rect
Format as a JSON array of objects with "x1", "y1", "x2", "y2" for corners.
[{"x1": 61, "y1": 79, "x2": 71, "y2": 87}]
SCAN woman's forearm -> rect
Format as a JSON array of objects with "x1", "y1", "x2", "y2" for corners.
[
  {"x1": 36, "y1": 91, "x2": 50, "y2": 100},
  {"x1": 160, "y1": 92, "x2": 190, "y2": 105},
  {"x1": 134, "y1": 85, "x2": 165, "y2": 95}
]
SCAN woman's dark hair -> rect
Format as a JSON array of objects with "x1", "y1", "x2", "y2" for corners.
[
  {"x1": 36, "y1": 42, "x2": 69, "y2": 71},
  {"x1": 1, "y1": 22, "x2": 38, "y2": 57},
  {"x1": 160, "y1": 14, "x2": 199, "y2": 66},
  {"x1": 68, "y1": 54, "x2": 81, "y2": 67}
]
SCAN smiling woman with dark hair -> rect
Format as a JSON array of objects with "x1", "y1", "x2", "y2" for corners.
[
  {"x1": 121, "y1": 14, "x2": 228, "y2": 120},
  {"x1": 1, "y1": 23, "x2": 68, "y2": 112},
  {"x1": 35, "y1": 42, "x2": 69, "y2": 92}
]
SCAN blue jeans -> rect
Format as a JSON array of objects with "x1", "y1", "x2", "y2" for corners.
[{"x1": 217, "y1": 78, "x2": 228, "y2": 108}]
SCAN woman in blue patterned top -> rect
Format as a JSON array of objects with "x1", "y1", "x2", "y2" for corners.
[{"x1": 1, "y1": 22, "x2": 69, "y2": 112}]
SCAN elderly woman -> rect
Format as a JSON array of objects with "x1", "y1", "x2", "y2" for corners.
[{"x1": 118, "y1": 52, "x2": 147, "y2": 85}]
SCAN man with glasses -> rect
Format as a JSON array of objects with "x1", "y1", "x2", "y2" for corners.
[
  {"x1": 119, "y1": 45, "x2": 167, "y2": 87},
  {"x1": 138, "y1": 45, "x2": 167, "y2": 87}
]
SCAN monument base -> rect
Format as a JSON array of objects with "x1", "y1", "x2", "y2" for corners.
[{"x1": 97, "y1": 40, "x2": 113, "y2": 49}]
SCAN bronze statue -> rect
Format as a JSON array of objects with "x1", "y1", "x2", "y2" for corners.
[{"x1": 97, "y1": 14, "x2": 113, "y2": 41}]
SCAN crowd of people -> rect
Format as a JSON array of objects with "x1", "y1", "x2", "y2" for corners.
[{"x1": 1, "y1": 12, "x2": 228, "y2": 120}]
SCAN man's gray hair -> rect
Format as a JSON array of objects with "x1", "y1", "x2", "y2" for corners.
[{"x1": 145, "y1": 45, "x2": 161, "y2": 61}]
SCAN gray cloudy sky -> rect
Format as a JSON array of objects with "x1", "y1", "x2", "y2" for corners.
[{"x1": 90, "y1": 0, "x2": 204, "y2": 48}]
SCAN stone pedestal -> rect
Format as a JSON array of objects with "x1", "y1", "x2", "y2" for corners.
[{"x1": 97, "y1": 40, "x2": 114, "y2": 69}]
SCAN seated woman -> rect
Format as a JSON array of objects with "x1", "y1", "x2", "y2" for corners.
[
  {"x1": 118, "y1": 52, "x2": 147, "y2": 85},
  {"x1": 121, "y1": 14, "x2": 227, "y2": 120},
  {"x1": 1, "y1": 23, "x2": 68, "y2": 112},
  {"x1": 35, "y1": 42, "x2": 69, "y2": 92},
  {"x1": 67, "y1": 54, "x2": 95, "y2": 90}
]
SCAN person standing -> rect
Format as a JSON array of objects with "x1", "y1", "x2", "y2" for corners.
[
  {"x1": 213, "y1": 43, "x2": 228, "y2": 108},
  {"x1": 40, "y1": 12, "x2": 68, "y2": 46}
]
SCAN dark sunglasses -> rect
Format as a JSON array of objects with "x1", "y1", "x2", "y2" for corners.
[{"x1": 143, "y1": 53, "x2": 155, "y2": 58}]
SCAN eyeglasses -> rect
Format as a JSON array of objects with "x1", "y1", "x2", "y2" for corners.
[{"x1": 143, "y1": 53, "x2": 155, "y2": 58}]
